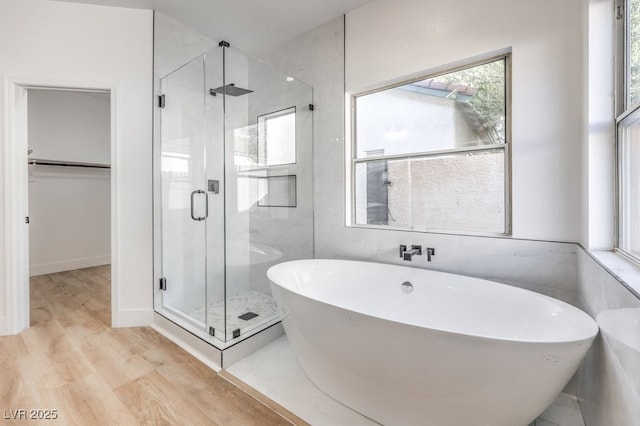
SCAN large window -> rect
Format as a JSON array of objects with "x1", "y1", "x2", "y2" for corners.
[
  {"x1": 350, "y1": 54, "x2": 510, "y2": 235},
  {"x1": 618, "y1": 0, "x2": 640, "y2": 261}
]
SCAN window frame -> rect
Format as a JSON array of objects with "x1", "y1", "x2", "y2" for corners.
[
  {"x1": 616, "y1": 0, "x2": 640, "y2": 262},
  {"x1": 347, "y1": 52, "x2": 512, "y2": 236}
]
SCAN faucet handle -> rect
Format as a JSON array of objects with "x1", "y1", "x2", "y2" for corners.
[
  {"x1": 399, "y1": 245, "x2": 407, "y2": 258},
  {"x1": 426, "y1": 247, "x2": 435, "y2": 262}
]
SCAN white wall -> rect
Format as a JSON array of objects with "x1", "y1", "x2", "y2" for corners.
[
  {"x1": 346, "y1": 0, "x2": 586, "y2": 242},
  {"x1": 584, "y1": 0, "x2": 616, "y2": 250},
  {"x1": 27, "y1": 89, "x2": 111, "y2": 276},
  {"x1": 28, "y1": 90, "x2": 111, "y2": 163},
  {"x1": 0, "y1": 0, "x2": 153, "y2": 331},
  {"x1": 28, "y1": 168, "x2": 111, "y2": 275}
]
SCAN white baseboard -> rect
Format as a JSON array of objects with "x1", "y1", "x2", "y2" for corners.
[
  {"x1": 29, "y1": 255, "x2": 111, "y2": 276},
  {"x1": 113, "y1": 308, "x2": 154, "y2": 327},
  {"x1": 0, "y1": 315, "x2": 6, "y2": 336}
]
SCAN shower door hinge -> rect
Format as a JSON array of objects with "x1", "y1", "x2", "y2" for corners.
[
  {"x1": 159, "y1": 277, "x2": 167, "y2": 291},
  {"x1": 158, "y1": 94, "x2": 166, "y2": 108},
  {"x1": 208, "y1": 327, "x2": 215, "y2": 337},
  {"x1": 232, "y1": 329, "x2": 241, "y2": 339},
  {"x1": 309, "y1": 104, "x2": 314, "y2": 111},
  {"x1": 25, "y1": 216, "x2": 30, "y2": 224},
  {"x1": 616, "y1": 0, "x2": 624, "y2": 19}
]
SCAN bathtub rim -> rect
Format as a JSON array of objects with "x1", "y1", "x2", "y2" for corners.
[{"x1": 267, "y1": 258, "x2": 600, "y2": 345}]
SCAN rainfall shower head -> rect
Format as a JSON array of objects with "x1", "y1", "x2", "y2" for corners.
[{"x1": 209, "y1": 83, "x2": 253, "y2": 97}]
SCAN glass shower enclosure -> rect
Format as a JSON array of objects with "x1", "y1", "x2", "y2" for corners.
[{"x1": 154, "y1": 42, "x2": 313, "y2": 347}]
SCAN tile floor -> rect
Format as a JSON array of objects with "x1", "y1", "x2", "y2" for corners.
[
  {"x1": 227, "y1": 335, "x2": 587, "y2": 426},
  {"x1": 190, "y1": 290, "x2": 279, "y2": 337}
]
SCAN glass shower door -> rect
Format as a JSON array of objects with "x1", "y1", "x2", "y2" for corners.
[
  {"x1": 154, "y1": 43, "x2": 313, "y2": 348},
  {"x1": 221, "y1": 46, "x2": 314, "y2": 341},
  {"x1": 202, "y1": 47, "x2": 227, "y2": 341},
  {"x1": 158, "y1": 56, "x2": 208, "y2": 331}
]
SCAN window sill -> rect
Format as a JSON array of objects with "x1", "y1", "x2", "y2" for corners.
[
  {"x1": 347, "y1": 223, "x2": 510, "y2": 238},
  {"x1": 585, "y1": 249, "x2": 640, "y2": 300}
]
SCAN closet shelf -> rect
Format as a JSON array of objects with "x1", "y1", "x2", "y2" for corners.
[{"x1": 28, "y1": 158, "x2": 110, "y2": 169}]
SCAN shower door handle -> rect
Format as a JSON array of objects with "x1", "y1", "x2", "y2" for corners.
[{"x1": 190, "y1": 190, "x2": 207, "y2": 221}]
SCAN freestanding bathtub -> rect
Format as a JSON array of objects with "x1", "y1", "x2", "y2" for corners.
[{"x1": 267, "y1": 259, "x2": 599, "y2": 426}]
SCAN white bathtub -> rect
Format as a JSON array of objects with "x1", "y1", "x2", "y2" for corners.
[{"x1": 267, "y1": 259, "x2": 598, "y2": 426}]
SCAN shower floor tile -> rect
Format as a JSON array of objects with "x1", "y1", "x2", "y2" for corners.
[{"x1": 190, "y1": 291, "x2": 279, "y2": 338}]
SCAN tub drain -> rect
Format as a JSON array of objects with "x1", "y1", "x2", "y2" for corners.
[{"x1": 401, "y1": 281, "x2": 413, "y2": 293}]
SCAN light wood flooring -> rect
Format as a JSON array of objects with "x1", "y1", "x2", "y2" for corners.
[{"x1": 0, "y1": 266, "x2": 291, "y2": 425}]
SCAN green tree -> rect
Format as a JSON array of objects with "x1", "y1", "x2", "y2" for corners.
[{"x1": 436, "y1": 60, "x2": 506, "y2": 144}]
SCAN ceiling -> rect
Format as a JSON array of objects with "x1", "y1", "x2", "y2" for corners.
[{"x1": 50, "y1": 0, "x2": 373, "y2": 54}]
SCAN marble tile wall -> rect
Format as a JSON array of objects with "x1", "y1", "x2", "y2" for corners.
[
  {"x1": 257, "y1": 16, "x2": 346, "y2": 266},
  {"x1": 238, "y1": 53, "x2": 315, "y2": 294},
  {"x1": 323, "y1": 229, "x2": 583, "y2": 307},
  {"x1": 576, "y1": 249, "x2": 640, "y2": 426}
]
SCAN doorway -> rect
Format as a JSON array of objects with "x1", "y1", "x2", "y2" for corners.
[{"x1": 26, "y1": 88, "x2": 112, "y2": 326}]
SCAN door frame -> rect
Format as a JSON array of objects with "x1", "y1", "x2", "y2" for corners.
[{"x1": 2, "y1": 77, "x2": 118, "y2": 334}]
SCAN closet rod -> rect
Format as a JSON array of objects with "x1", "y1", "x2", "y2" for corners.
[{"x1": 28, "y1": 158, "x2": 110, "y2": 169}]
